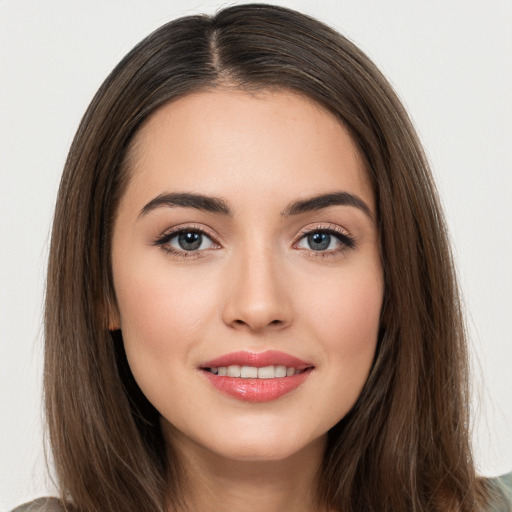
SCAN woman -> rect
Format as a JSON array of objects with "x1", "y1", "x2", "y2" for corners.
[{"x1": 11, "y1": 3, "x2": 511, "y2": 511}]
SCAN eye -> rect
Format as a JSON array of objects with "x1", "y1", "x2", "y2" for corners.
[
  {"x1": 154, "y1": 227, "x2": 218, "y2": 256},
  {"x1": 170, "y1": 231, "x2": 213, "y2": 251},
  {"x1": 300, "y1": 232, "x2": 335, "y2": 251},
  {"x1": 295, "y1": 228, "x2": 355, "y2": 253}
]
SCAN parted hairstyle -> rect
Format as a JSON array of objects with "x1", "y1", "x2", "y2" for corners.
[{"x1": 45, "y1": 4, "x2": 493, "y2": 511}]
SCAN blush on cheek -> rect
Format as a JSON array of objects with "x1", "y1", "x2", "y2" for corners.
[
  {"x1": 116, "y1": 267, "x2": 219, "y2": 354},
  {"x1": 316, "y1": 278, "x2": 382, "y2": 357}
]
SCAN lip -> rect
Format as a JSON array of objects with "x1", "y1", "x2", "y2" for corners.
[
  {"x1": 200, "y1": 350, "x2": 314, "y2": 403},
  {"x1": 200, "y1": 350, "x2": 312, "y2": 370}
]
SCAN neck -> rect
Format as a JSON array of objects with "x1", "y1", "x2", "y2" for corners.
[{"x1": 164, "y1": 427, "x2": 328, "y2": 512}]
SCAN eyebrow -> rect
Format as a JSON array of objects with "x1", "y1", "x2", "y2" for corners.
[
  {"x1": 139, "y1": 192, "x2": 232, "y2": 218},
  {"x1": 282, "y1": 191, "x2": 373, "y2": 219},
  {"x1": 138, "y1": 190, "x2": 373, "y2": 220}
]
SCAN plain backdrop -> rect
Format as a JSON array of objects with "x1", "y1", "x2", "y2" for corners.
[{"x1": 1, "y1": 0, "x2": 511, "y2": 509}]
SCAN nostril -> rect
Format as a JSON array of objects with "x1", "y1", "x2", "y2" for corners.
[{"x1": 230, "y1": 318, "x2": 284, "y2": 330}]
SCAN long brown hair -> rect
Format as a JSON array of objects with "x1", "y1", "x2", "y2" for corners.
[{"x1": 45, "y1": 4, "x2": 492, "y2": 511}]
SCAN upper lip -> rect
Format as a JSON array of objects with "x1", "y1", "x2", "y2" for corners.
[{"x1": 200, "y1": 350, "x2": 313, "y2": 370}]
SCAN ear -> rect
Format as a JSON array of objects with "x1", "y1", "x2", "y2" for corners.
[{"x1": 107, "y1": 297, "x2": 121, "y2": 331}]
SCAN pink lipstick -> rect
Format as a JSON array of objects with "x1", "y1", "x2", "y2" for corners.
[{"x1": 200, "y1": 350, "x2": 313, "y2": 402}]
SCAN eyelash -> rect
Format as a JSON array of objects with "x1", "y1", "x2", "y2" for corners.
[
  {"x1": 153, "y1": 224, "x2": 219, "y2": 259},
  {"x1": 153, "y1": 224, "x2": 356, "y2": 260},
  {"x1": 294, "y1": 225, "x2": 356, "y2": 258}
]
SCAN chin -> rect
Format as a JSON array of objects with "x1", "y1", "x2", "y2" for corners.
[
  {"x1": 164, "y1": 414, "x2": 326, "y2": 464},
  {"x1": 211, "y1": 435, "x2": 313, "y2": 462}
]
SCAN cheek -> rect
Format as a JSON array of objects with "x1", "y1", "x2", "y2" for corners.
[
  {"x1": 311, "y1": 263, "x2": 382, "y2": 327},
  {"x1": 305, "y1": 263, "x2": 383, "y2": 379},
  {"x1": 112, "y1": 262, "x2": 223, "y2": 415},
  {"x1": 113, "y1": 261, "x2": 219, "y2": 361}
]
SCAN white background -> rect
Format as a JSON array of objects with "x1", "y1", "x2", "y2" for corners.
[{"x1": 1, "y1": 0, "x2": 511, "y2": 509}]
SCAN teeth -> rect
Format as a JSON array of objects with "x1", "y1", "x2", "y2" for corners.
[
  {"x1": 227, "y1": 365, "x2": 241, "y2": 377},
  {"x1": 257, "y1": 366, "x2": 275, "y2": 379},
  {"x1": 241, "y1": 366, "x2": 258, "y2": 378},
  {"x1": 274, "y1": 365, "x2": 287, "y2": 378},
  {"x1": 207, "y1": 365, "x2": 299, "y2": 378}
]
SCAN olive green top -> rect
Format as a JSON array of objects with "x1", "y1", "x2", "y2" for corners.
[
  {"x1": 489, "y1": 472, "x2": 512, "y2": 511},
  {"x1": 10, "y1": 498, "x2": 62, "y2": 512},
  {"x1": 10, "y1": 472, "x2": 512, "y2": 511}
]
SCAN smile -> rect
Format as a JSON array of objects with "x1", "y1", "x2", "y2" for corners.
[
  {"x1": 205, "y1": 365, "x2": 301, "y2": 378},
  {"x1": 200, "y1": 351, "x2": 314, "y2": 402}
]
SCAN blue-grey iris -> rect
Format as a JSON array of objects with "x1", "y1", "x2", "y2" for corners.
[
  {"x1": 308, "y1": 232, "x2": 331, "y2": 251},
  {"x1": 178, "y1": 232, "x2": 202, "y2": 250}
]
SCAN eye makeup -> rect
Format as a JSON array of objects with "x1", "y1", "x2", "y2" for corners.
[
  {"x1": 152, "y1": 223, "x2": 221, "y2": 259},
  {"x1": 293, "y1": 223, "x2": 356, "y2": 258},
  {"x1": 152, "y1": 221, "x2": 356, "y2": 261}
]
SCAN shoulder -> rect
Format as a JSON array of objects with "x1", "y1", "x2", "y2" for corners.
[
  {"x1": 9, "y1": 497, "x2": 65, "y2": 512},
  {"x1": 486, "y1": 472, "x2": 512, "y2": 512}
]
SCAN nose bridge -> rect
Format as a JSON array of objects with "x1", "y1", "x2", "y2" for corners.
[{"x1": 222, "y1": 237, "x2": 291, "y2": 331}]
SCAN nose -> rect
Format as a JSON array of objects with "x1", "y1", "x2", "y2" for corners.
[{"x1": 221, "y1": 247, "x2": 292, "y2": 332}]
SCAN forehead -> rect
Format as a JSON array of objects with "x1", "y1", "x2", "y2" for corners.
[{"x1": 122, "y1": 88, "x2": 373, "y2": 213}]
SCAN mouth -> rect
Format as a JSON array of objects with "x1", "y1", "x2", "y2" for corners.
[
  {"x1": 203, "y1": 365, "x2": 307, "y2": 378},
  {"x1": 199, "y1": 351, "x2": 314, "y2": 402}
]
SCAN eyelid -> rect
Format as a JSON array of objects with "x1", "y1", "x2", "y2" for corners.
[
  {"x1": 294, "y1": 223, "x2": 352, "y2": 241},
  {"x1": 156, "y1": 223, "x2": 221, "y2": 242}
]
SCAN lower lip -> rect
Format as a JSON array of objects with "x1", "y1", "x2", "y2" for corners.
[{"x1": 202, "y1": 370, "x2": 311, "y2": 402}]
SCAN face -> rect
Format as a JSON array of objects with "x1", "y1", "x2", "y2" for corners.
[{"x1": 111, "y1": 89, "x2": 384, "y2": 463}]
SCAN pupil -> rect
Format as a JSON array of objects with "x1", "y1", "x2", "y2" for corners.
[
  {"x1": 178, "y1": 232, "x2": 202, "y2": 250},
  {"x1": 308, "y1": 232, "x2": 330, "y2": 251}
]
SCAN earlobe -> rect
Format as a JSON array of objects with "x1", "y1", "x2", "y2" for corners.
[
  {"x1": 107, "y1": 298, "x2": 121, "y2": 331},
  {"x1": 108, "y1": 321, "x2": 120, "y2": 332}
]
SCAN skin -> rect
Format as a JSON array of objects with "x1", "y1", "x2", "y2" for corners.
[{"x1": 111, "y1": 89, "x2": 384, "y2": 512}]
